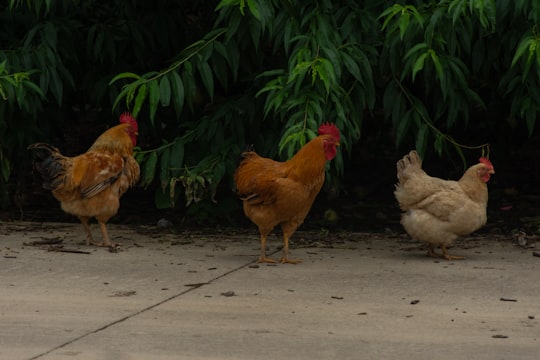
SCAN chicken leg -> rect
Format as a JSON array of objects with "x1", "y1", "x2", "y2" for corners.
[
  {"x1": 80, "y1": 216, "x2": 95, "y2": 245},
  {"x1": 440, "y1": 244, "x2": 465, "y2": 260},
  {"x1": 97, "y1": 221, "x2": 112, "y2": 247},
  {"x1": 426, "y1": 244, "x2": 465, "y2": 260},
  {"x1": 279, "y1": 231, "x2": 302, "y2": 264},
  {"x1": 258, "y1": 233, "x2": 277, "y2": 263},
  {"x1": 79, "y1": 216, "x2": 112, "y2": 247}
]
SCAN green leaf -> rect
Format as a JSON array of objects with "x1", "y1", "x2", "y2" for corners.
[
  {"x1": 380, "y1": 4, "x2": 403, "y2": 31},
  {"x1": 215, "y1": 0, "x2": 240, "y2": 12},
  {"x1": 246, "y1": 0, "x2": 261, "y2": 20},
  {"x1": 132, "y1": 83, "x2": 147, "y2": 118},
  {"x1": 0, "y1": 85, "x2": 6, "y2": 101},
  {"x1": 198, "y1": 61, "x2": 214, "y2": 100},
  {"x1": 289, "y1": 61, "x2": 311, "y2": 84},
  {"x1": 412, "y1": 52, "x2": 428, "y2": 81},
  {"x1": 415, "y1": 122, "x2": 428, "y2": 156},
  {"x1": 398, "y1": 12, "x2": 411, "y2": 40},
  {"x1": 148, "y1": 79, "x2": 160, "y2": 124},
  {"x1": 448, "y1": 0, "x2": 466, "y2": 25},
  {"x1": 159, "y1": 146, "x2": 171, "y2": 189},
  {"x1": 403, "y1": 43, "x2": 428, "y2": 60},
  {"x1": 169, "y1": 71, "x2": 185, "y2": 116},
  {"x1": 511, "y1": 35, "x2": 534, "y2": 68},
  {"x1": 112, "y1": 84, "x2": 132, "y2": 112},
  {"x1": 154, "y1": 184, "x2": 175, "y2": 209},
  {"x1": 134, "y1": 150, "x2": 145, "y2": 163},
  {"x1": 447, "y1": 57, "x2": 467, "y2": 87},
  {"x1": 182, "y1": 63, "x2": 197, "y2": 106},
  {"x1": 22, "y1": 80, "x2": 45, "y2": 99},
  {"x1": 141, "y1": 151, "x2": 158, "y2": 188},
  {"x1": 159, "y1": 76, "x2": 171, "y2": 107},
  {"x1": 109, "y1": 72, "x2": 142, "y2": 85},
  {"x1": 170, "y1": 139, "x2": 184, "y2": 177},
  {"x1": 409, "y1": 5, "x2": 425, "y2": 26},
  {"x1": 395, "y1": 109, "x2": 413, "y2": 146},
  {"x1": 318, "y1": 58, "x2": 336, "y2": 90},
  {"x1": 341, "y1": 52, "x2": 362, "y2": 82},
  {"x1": 429, "y1": 50, "x2": 444, "y2": 80}
]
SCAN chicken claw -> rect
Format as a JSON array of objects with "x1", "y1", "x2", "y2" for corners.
[
  {"x1": 440, "y1": 245, "x2": 465, "y2": 260},
  {"x1": 258, "y1": 256, "x2": 278, "y2": 264},
  {"x1": 426, "y1": 244, "x2": 465, "y2": 261},
  {"x1": 280, "y1": 257, "x2": 302, "y2": 264}
]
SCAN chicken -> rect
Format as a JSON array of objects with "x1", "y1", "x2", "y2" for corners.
[
  {"x1": 394, "y1": 150, "x2": 495, "y2": 260},
  {"x1": 28, "y1": 113, "x2": 140, "y2": 247},
  {"x1": 234, "y1": 123, "x2": 340, "y2": 264}
]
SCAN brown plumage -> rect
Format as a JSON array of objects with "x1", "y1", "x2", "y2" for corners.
[
  {"x1": 394, "y1": 150, "x2": 495, "y2": 260},
  {"x1": 28, "y1": 113, "x2": 140, "y2": 247},
  {"x1": 234, "y1": 123, "x2": 340, "y2": 264}
]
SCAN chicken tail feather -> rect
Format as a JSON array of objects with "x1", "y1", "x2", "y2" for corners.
[
  {"x1": 28, "y1": 142, "x2": 67, "y2": 191},
  {"x1": 396, "y1": 150, "x2": 422, "y2": 184}
]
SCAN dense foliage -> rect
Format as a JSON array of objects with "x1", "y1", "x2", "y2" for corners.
[{"x1": 1, "y1": 0, "x2": 539, "y2": 220}]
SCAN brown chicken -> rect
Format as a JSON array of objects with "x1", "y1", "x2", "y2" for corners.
[
  {"x1": 234, "y1": 123, "x2": 340, "y2": 264},
  {"x1": 394, "y1": 150, "x2": 495, "y2": 260},
  {"x1": 28, "y1": 113, "x2": 140, "y2": 247}
]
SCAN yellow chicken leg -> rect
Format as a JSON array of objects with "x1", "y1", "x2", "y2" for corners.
[
  {"x1": 280, "y1": 233, "x2": 302, "y2": 264},
  {"x1": 80, "y1": 216, "x2": 94, "y2": 245},
  {"x1": 426, "y1": 244, "x2": 465, "y2": 260},
  {"x1": 258, "y1": 233, "x2": 277, "y2": 263},
  {"x1": 79, "y1": 216, "x2": 112, "y2": 247},
  {"x1": 440, "y1": 244, "x2": 465, "y2": 260},
  {"x1": 98, "y1": 221, "x2": 112, "y2": 247}
]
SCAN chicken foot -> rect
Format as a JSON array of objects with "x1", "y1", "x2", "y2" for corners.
[
  {"x1": 79, "y1": 216, "x2": 113, "y2": 247},
  {"x1": 80, "y1": 216, "x2": 95, "y2": 245},
  {"x1": 257, "y1": 233, "x2": 302, "y2": 264},
  {"x1": 258, "y1": 234, "x2": 277, "y2": 263},
  {"x1": 426, "y1": 244, "x2": 465, "y2": 261},
  {"x1": 280, "y1": 233, "x2": 302, "y2": 264}
]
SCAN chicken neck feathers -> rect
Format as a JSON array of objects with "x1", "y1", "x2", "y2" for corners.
[{"x1": 88, "y1": 123, "x2": 134, "y2": 156}]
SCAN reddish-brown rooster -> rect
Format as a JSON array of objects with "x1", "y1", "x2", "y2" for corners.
[
  {"x1": 394, "y1": 150, "x2": 495, "y2": 260},
  {"x1": 28, "y1": 113, "x2": 140, "y2": 247},
  {"x1": 234, "y1": 123, "x2": 340, "y2": 264}
]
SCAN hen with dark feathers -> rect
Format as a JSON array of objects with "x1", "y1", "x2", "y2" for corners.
[{"x1": 28, "y1": 113, "x2": 140, "y2": 247}]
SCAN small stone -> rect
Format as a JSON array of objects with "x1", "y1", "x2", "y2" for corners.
[{"x1": 157, "y1": 218, "x2": 172, "y2": 228}]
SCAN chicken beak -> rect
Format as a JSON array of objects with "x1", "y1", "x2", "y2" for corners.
[{"x1": 489, "y1": 169, "x2": 495, "y2": 174}]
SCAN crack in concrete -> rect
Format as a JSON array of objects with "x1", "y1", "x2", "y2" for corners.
[{"x1": 27, "y1": 254, "x2": 267, "y2": 360}]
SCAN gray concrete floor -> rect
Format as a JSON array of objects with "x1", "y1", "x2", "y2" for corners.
[{"x1": 1, "y1": 221, "x2": 538, "y2": 360}]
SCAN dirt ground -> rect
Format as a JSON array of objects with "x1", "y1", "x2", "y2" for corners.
[{"x1": 1, "y1": 221, "x2": 539, "y2": 359}]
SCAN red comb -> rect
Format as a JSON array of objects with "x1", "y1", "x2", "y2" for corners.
[
  {"x1": 318, "y1": 123, "x2": 340, "y2": 140},
  {"x1": 479, "y1": 157, "x2": 493, "y2": 168},
  {"x1": 119, "y1": 112, "x2": 138, "y2": 131}
]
